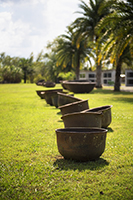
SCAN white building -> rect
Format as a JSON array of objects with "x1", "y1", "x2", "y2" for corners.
[
  {"x1": 79, "y1": 69, "x2": 116, "y2": 86},
  {"x1": 125, "y1": 69, "x2": 133, "y2": 86},
  {"x1": 79, "y1": 69, "x2": 133, "y2": 86}
]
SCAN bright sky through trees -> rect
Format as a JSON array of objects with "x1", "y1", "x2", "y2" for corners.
[{"x1": 0, "y1": 0, "x2": 88, "y2": 59}]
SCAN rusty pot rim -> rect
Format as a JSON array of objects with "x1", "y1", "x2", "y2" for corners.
[
  {"x1": 62, "y1": 81, "x2": 96, "y2": 85},
  {"x1": 57, "y1": 92, "x2": 81, "y2": 100},
  {"x1": 58, "y1": 99, "x2": 89, "y2": 109},
  {"x1": 36, "y1": 89, "x2": 62, "y2": 93},
  {"x1": 36, "y1": 90, "x2": 45, "y2": 93},
  {"x1": 82, "y1": 105, "x2": 113, "y2": 113},
  {"x1": 44, "y1": 89, "x2": 63, "y2": 93},
  {"x1": 61, "y1": 111, "x2": 102, "y2": 119},
  {"x1": 55, "y1": 127, "x2": 107, "y2": 134}
]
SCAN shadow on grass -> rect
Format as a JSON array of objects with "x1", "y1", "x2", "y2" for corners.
[
  {"x1": 57, "y1": 111, "x2": 61, "y2": 115},
  {"x1": 92, "y1": 88, "x2": 133, "y2": 95},
  {"x1": 107, "y1": 127, "x2": 114, "y2": 133},
  {"x1": 53, "y1": 156, "x2": 109, "y2": 171},
  {"x1": 91, "y1": 88, "x2": 133, "y2": 104},
  {"x1": 112, "y1": 97, "x2": 133, "y2": 104}
]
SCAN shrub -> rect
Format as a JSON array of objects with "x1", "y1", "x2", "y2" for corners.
[
  {"x1": 1, "y1": 65, "x2": 22, "y2": 83},
  {"x1": 58, "y1": 71, "x2": 75, "y2": 81}
]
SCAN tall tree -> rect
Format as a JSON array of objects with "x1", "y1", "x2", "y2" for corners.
[
  {"x1": 19, "y1": 53, "x2": 34, "y2": 83},
  {"x1": 96, "y1": 0, "x2": 133, "y2": 91},
  {"x1": 55, "y1": 26, "x2": 92, "y2": 80},
  {"x1": 72, "y1": 0, "x2": 111, "y2": 87}
]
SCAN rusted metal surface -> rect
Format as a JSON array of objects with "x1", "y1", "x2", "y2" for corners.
[
  {"x1": 82, "y1": 105, "x2": 112, "y2": 128},
  {"x1": 36, "y1": 90, "x2": 45, "y2": 99},
  {"x1": 57, "y1": 92, "x2": 81, "y2": 107},
  {"x1": 55, "y1": 127, "x2": 107, "y2": 161},
  {"x1": 60, "y1": 81, "x2": 69, "y2": 90},
  {"x1": 41, "y1": 89, "x2": 63, "y2": 106},
  {"x1": 59, "y1": 99, "x2": 89, "y2": 115},
  {"x1": 43, "y1": 81, "x2": 56, "y2": 87},
  {"x1": 61, "y1": 112, "x2": 102, "y2": 128},
  {"x1": 51, "y1": 91, "x2": 68, "y2": 108},
  {"x1": 61, "y1": 81, "x2": 96, "y2": 93}
]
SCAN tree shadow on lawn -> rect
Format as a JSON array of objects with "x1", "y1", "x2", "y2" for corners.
[
  {"x1": 53, "y1": 156, "x2": 109, "y2": 172},
  {"x1": 92, "y1": 88, "x2": 133, "y2": 95},
  {"x1": 107, "y1": 127, "x2": 114, "y2": 133},
  {"x1": 112, "y1": 96, "x2": 133, "y2": 104},
  {"x1": 91, "y1": 89, "x2": 133, "y2": 104}
]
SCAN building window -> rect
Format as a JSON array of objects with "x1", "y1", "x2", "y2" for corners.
[
  {"x1": 80, "y1": 74, "x2": 85, "y2": 78},
  {"x1": 89, "y1": 74, "x2": 95, "y2": 78},
  {"x1": 127, "y1": 79, "x2": 133, "y2": 84},
  {"x1": 104, "y1": 79, "x2": 107, "y2": 84},
  {"x1": 108, "y1": 73, "x2": 111, "y2": 77},
  {"x1": 127, "y1": 72, "x2": 133, "y2": 77},
  {"x1": 103, "y1": 73, "x2": 107, "y2": 77}
]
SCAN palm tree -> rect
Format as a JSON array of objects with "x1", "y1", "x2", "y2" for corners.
[
  {"x1": 19, "y1": 53, "x2": 34, "y2": 83},
  {"x1": 96, "y1": 0, "x2": 133, "y2": 91},
  {"x1": 55, "y1": 26, "x2": 92, "y2": 80},
  {"x1": 72, "y1": 0, "x2": 110, "y2": 87},
  {"x1": 114, "y1": 45, "x2": 132, "y2": 91}
]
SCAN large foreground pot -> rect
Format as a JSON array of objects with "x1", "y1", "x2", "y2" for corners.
[
  {"x1": 61, "y1": 112, "x2": 102, "y2": 128},
  {"x1": 58, "y1": 92, "x2": 81, "y2": 107},
  {"x1": 55, "y1": 127, "x2": 107, "y2": 161},
  {"x1": 59, "y1": 99, "x2": 89, "y2": 115},
  {"x1": 61, "y1": 81, "x2": 96, "y2": 93},
  {"x1": 82, "y1": 105, "x2": 112, "y2": 128}
]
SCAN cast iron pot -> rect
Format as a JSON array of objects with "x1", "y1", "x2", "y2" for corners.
[
  {"x1": 61, "y1": 80, "x2": 96, "y2": 93},
  {"x1": 55, "y1": 127, "x2": 108, "y2": 161},
  {"x1": 82, "y1": 105, "x2": 112, "y2": 128},
  {"x1": 43, "y1": 81, "x2": 56, "y2": 87},
  {"x1": 51, "y1": 91, "x2": 68, "y2": 108},
  {"x1": 44, "y1": 89, "x2": 63, "y2": 105},
  {"x1": 57, "y1": 92, "x2": 81, "y2": 107},
  {"x1": 61, "y1": 112, "x2": 102, "y2": 128},
  {"x1": 58, "y1": 99, "x2": 89, "y2": 115},
  {"x1": 60, "y1": 80, "x2": 69, "y2": 90},
  {"x1": 36, "y1": 90, "x2": 45, "y2": 99}
]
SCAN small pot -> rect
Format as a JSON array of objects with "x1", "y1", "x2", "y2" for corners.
[
  {"x1": 82, "y1": 105, "x2": 112, "y2": 128},
  {"x1": 58, "y1": 92, "x2": 81, "y2": 107},
  {"x1": 61, "y1": 81, "x2": 96, "y2": 93},
  {"x1": 61, "y1": 112, "x2": 102, "y2": 128},
  {"x1": 55, "y1": 127, "x2": 107, "y2": 161},
  {"x1": 59, "y1": 99, "x2": 89, "y2": 115},
  {"x1": 43, "y1": 81, "x2": 56, "y2": 87}
]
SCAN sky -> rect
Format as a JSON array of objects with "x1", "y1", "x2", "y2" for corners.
[{"x1": 0, "y1": 0, "x2": 88, "y2": 59}]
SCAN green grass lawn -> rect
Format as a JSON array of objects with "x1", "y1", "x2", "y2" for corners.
[{"x1": 0, "y1": 84, "x2": 133, "y2": 200}]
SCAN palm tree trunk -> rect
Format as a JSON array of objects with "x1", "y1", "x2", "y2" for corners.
[
  {"x1": 95, "y1": 47, "x2": 102, "y2": 88},
  {"x1": 24, "y1": 71, "x2": 27, "y2": 83},
  {"x1": 96, "y1": 64, "x2": 102, "y2": 88},
  {"x1": 75, "y1": 53, "x2": 80, "y2": 80},
  {"x1": 114, "y1": 62, "x2": 121, "y2": 91}
]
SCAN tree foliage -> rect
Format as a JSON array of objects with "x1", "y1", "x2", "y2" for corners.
[
  {"x1": 96, "y1": 0, "x2": 133, "y2": 91},
  {"x1": 55, "y1": 26, "x2": 93, "y2": 80}
]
